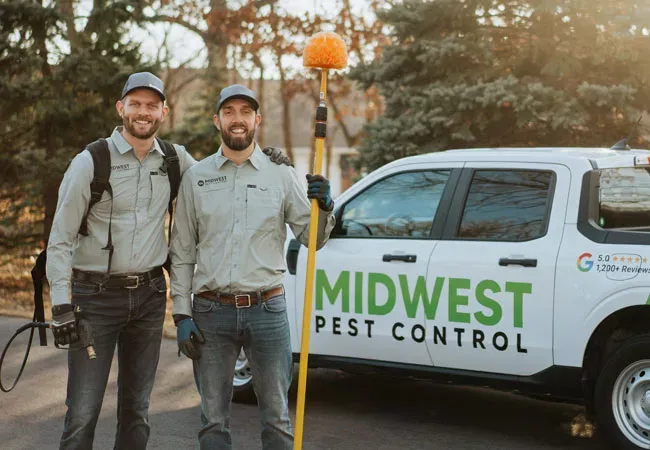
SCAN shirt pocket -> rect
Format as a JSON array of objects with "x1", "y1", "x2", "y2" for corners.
[
  {"x1": 98, "y1": 168, "x2": 139, "y2": 217},
  {"x1": 197, "y1": 185, "x2": 232, "y2": 217},
  {"x1": 246, "y1": 186, "x2": 280, "y2": 231},
  {"x1": 149, "y1": 172, "x2": 171, "y2": 219}
]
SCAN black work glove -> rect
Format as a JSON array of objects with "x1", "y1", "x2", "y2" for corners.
[
  {"x1": 52, "y1": 304, "x2": 80, "y2": 346},
  {"x1": 306, "y1": 174, "x2": 333, "y2": 211},
  {"x1": 262, "y1": 146, "x2": 293, "y2": 166},
  {"x1": 176, "y1": 318, "x2": 205, "y2": 360}
]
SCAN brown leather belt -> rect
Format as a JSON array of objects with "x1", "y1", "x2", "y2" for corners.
[
  {"x1": 197, "y1": 286, "x2": 284, "y2": 308},
  {"x1": 72, "y1": 267, "x2": 164, "y2": 289}
]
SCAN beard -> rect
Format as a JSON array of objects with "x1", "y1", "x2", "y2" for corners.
[
  {"x1": 123, "y1": 115, "x2": 161, "y2": 140},
  {"x1": 221, "y1": 123, "x2": 256, "y2": 151}
]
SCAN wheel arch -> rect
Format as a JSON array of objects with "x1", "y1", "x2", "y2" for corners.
[{"x1": 582, "y1": 305, "x2": 650, "y2": 417}]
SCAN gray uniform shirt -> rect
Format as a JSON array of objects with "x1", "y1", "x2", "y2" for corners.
[
  {"x1": 170, "y1": 145, "x2": 335, "y2": 317},
  {"x1": 47, "y1": 127, "x2": 196, "y2": 306}
]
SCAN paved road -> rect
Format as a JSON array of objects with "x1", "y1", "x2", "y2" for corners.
[{"x1": 0, "y1": 317, "x2": 609, "y2": 449}]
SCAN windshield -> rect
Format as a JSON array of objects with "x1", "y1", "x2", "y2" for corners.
[{"x1": 599, "y1": 167, "x2": 650, "y2": 230}]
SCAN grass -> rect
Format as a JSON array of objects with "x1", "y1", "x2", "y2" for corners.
[{"x1": 0, "y1": 248, "x2": 177, "y2": 339}]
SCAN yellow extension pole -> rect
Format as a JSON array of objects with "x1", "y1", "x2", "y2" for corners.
[{"x1": 294, "y1": 68, "x2": 329, "y2": 450}]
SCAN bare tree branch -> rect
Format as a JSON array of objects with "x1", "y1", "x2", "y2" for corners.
[{"x1": 146, "y1": 14, "x2": 206, "y2": 39}]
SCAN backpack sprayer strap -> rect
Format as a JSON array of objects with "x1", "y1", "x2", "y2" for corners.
[
  {"x1": 30, "y1": 250, "x2": 48, "y2": 347},
  {"x1": 101, "y1": 183, "x2": 114, "y2": 276},
  {"x1": 157, "y1": 139, "x2": 180, "y2": 274}
]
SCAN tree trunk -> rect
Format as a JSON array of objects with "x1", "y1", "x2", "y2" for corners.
[
  {"x1": 167, "y1": 97, "x2": 177, "y2": 130},
  {"x1": 205, "y1": 41, "x2": 229, "y2": 103},
  {"x1": 42, "y1": 131, "x2": 58, "y2": 245},
  {"x1": 277, "y1": 60, "x2": 294, "y2": 161},
  {"x1": 36, "y1": 0, "x2": 57, "y2": 245},
  {"x1": 256, "y1": 58, "x2": 265, "y2": 148},
  {"x1": 204, "y1": 0, "x2": 230, "y2": 111}
]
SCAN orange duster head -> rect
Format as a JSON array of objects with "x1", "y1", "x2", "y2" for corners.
[{"x1": 303, "y1": 31, "x2": 348, "y2": 70}]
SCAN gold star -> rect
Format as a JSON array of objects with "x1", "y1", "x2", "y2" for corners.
[
  {"x1": 636, "y1": 258, "x2": 641, "y2": 263},
  {"x1": 613, "y1": 256, "x2": 618, "y2": 262},
  {"x1": 629, "y1": 257, "x2": 634, "y2": 263},
  {"x1": 645, "y1": 258, "x2": 648, "y2": 263}
]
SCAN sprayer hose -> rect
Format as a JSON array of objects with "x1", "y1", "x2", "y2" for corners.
[{"x1": 0, "y1": 316, "x2": 49, "y2": 393}]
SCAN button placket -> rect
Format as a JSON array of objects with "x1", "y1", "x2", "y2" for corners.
[
  {"x1": 132, "y1": 164, "x2": 150, "y2": 264},
  {"x1": 232, "y1": 170, "x2": 245, "y2": 275}
]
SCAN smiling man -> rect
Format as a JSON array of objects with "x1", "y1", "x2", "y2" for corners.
[
  {"x1": 46, "y1": 72, "x2": 197, "y2": 450},
  {"x1": 169, "y1": 84, "x2": 336, "y2": 449}
]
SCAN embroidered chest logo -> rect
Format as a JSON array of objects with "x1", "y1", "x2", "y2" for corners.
[
  {"x1": 198, "y1": 176, "x2": 227, "y2": 187},
  {"x1": 111, "y1": 163, "x2": 130, "y2": 171}
]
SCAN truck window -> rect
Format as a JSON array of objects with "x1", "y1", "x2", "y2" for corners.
[
  {"x1": 599, "y1": 167, "x2": 650, "y2": 230},
  {"x1": 338, "y1": 170, "x2": 451, "y2": 238},
  {"x1": 457, "y1": 170, "x2": 553, "y2": 241}
]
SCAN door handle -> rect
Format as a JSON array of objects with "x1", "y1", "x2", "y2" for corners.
[
  {"x1": 499, "y1": 258, "x2": 537, "y2": 268},
  {"x1": 383, "y1": 254, "x2": 417, "y2": 263}
]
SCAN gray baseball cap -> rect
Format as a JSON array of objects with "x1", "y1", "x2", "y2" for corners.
[
  {"x1": 216, "y1": 84, "x2": 259, "y2": 112},
  {"x1": 121, "y1": 72, "x2": 165, "y2": 101}
]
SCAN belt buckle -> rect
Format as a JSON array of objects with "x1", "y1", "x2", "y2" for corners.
[
  {"x1": 125, "y1": 275, "x2": 140, "y2": 289},
  {"x1": 235, "y1": 294, "x2": 251, "y2": 308}
]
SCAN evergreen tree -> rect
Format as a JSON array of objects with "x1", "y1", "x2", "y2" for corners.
[
  {"x1": 350, "y1": 0, "x2": 650, "y2": 171},
  {"x1": 0, "y1": 1, "x2": 152, "y2": 246}
]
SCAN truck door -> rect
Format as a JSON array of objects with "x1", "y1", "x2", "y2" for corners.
[
  {"x1": 424, "y1": 163, "x2": 569, "y2": 375},
  {"x1": 294, "y1": 163, "x2": 462, "y2": 366}
]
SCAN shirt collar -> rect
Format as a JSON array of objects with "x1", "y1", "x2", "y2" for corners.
[
  {"x1": 214, "y1": 144, "x2": 263, "y2": 170},
  {"x1": 249, "y1": 144, "x2": 264, "y2": 170},
  {"x1": 111, "y1": 127, "x2": 164, "y2": 156}
]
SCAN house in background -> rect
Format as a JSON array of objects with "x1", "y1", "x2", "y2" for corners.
[{"x1": 161, "y1": 70, "x2": 369, "y2": 198}]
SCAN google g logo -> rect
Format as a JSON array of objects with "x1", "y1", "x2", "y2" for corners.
[{"x1": 577, "y1": 253, "x2": 594, "y2": 272}]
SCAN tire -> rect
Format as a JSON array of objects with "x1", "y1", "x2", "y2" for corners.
[
  {"x1": 595, "y1": 334, "x2": 650, "y2": 449},
  {"x1": 231, "y1": 348, "x2": 257, "y2": 404}
]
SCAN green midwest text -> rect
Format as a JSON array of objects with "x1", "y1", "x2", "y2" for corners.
[{"x1": 315, "y1": 270, "x2": 532, "y2": 328}]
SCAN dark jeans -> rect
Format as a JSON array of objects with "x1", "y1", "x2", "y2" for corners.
[
  {"x1": 59, "y1": 274, "x2": 167, "y2": 450},
  {"x1": 192, "y1": 292, "x2": 293, "y2": 450}
]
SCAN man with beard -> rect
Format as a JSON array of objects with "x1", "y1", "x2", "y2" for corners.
[
  {"x1": 46, "y1": 74, "x2": 291, "y2": 450},
  {"x1": 169, "y1": 84, "x2": 335, "y2": 449}
]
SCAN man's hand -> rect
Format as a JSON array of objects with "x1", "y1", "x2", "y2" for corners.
[
  {"x1": 262, "y1": 146, "x2": 292, "y2": 166},
  {"x1": 176, "y1": 318, "x2": 205, "y2": 360},
  {"x1": 51, "y1": 304, "x2": 80, "y2": 346},
  {"x1": 306, "y1": 174, "x2": 333, "y2": 211}
]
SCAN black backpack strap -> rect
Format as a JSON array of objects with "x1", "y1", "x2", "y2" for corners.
[
  {"x1": 157, "y1": 138, "x2": 180, "y2": 203},
  {"x1": 79, "y1": 139, "x2": 111, "y2": 236},
  {"x1": 157, "y1": 138, "x2": 180, "y2": 273},
  {"x1": 30, "y1": 250, "x2": 48, "y2": 346},
  {"x1": 101, "y1": 182, "x2": 115, "y2": 275},
  {"x1": 80, "y1": 139, "x2": 114, "y2": 276}
]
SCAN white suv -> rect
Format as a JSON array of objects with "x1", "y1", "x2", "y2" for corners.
[{"x1": 234, "y1": 147, "x2": 650, "y2": 449}]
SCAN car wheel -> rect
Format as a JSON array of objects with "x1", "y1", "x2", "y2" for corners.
[
  {"x1": 232, "y1": 348, "x2": 257, "y2": 404},
  {"x1": 595, "y1": 334, "x2": 650, "y2": 449}
]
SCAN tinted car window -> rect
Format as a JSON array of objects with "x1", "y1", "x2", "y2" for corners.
[
  {"x1": 338, "y1": 170, "x2": 451, "y2": 238},
  {"x1": 458, "y1": 170, "x2": 553, "y2": 241}
]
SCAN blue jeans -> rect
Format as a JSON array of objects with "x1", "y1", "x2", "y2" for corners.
[
  {"x1": 59, "y1": 274, "x2": 167, "y2": 450},
  {"x1": 192, "y1": 291, "x2": 293, "y2": 450}
]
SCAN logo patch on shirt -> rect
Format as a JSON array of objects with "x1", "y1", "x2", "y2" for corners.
[
  {"x1": 198, "y1": 176, "x2": 227, "y2": 187},
  {"x1": 111, "y1": 163, "x2": 130, "y2": 171}
]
